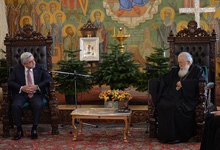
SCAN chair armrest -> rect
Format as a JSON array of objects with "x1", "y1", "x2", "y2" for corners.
[
  {"x1": 198, "y1": 82, "x2": 214, "y2": 97},
  {"x1": 1, "y1": 83, "x2": 11, "y2": 137},
  {"x1": 198, "y1": 82, "x2": 216, "y2": 114},
  {"x1": 48, "y1": 81, "x2": 59, "y2": 118},
  {"x1": 49, "y1": 81, "x2": 56, "y2": 94},
  {"x1": 1, "y1": 83, "x2": 9, "y2": 104},
  {"x1": 48, "y1": 81, "x2": 58, "y2": 104},
  {"x1": 206, "y1": 82, "x2": 215, "y2": 89}
]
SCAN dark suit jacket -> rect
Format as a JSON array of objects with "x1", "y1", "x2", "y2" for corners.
[{"x1": 8, "y1": 63, "x2": 52, "y2": 98}]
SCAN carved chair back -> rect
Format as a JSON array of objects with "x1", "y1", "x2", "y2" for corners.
[
  {"x1": 2, "y1": 24, "x2": 59, "y2": 138},
  {"x1": 168, "y1": 20, "x2": 217, "y2": 103},
  {"x1": 149, "y1": 21, "x2": 217, "y2": 141},
  {"x1": 4, "y1": 24, "x2": 52, "y2": 73}
]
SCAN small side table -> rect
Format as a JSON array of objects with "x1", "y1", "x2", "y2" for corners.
[{"x1": 70, "y1": 108, "x2": 132, "y2": 142}]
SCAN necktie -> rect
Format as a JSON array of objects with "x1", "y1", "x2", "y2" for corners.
[{"x1": 27, "y1": 69, "x2": 34, "y2": 98}]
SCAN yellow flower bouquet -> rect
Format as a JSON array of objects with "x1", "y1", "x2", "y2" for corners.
[{"x1": 99, "y1": 90, "x2": 132, "y2": 102}]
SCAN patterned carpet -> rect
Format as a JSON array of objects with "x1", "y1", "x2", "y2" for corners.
[{"x1": 0, "y1": 123, "x2": 201, "y2": 150}]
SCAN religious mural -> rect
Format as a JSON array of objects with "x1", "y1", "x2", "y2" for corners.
[
  {"x1": 151, "y1": 6, "x2": 177, "y2": 56},
  {"x1": 4, "y1": 0, "x2": 220, "y2": 77},
  {"x1": 103, "y1": 0, "x2": 161, "y2": 28}
]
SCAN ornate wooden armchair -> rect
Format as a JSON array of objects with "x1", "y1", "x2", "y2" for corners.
[
  {"x1": 1, "y1": 24, "x2": 59, "y2": 137},
  {"x1": 148, "y1": 20, "x2": 217, "y2": 142}
]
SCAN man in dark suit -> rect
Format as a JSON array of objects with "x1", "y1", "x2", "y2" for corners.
[
  {"x1": 200, "y1": 111, "x2": 220, "y2": 150},
  {"x1": 8, "y1": 52, "x2": 52, "y2": 140}
]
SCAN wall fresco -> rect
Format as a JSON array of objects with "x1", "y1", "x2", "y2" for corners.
[{"x1": 4, "y1": 0, "x2": 220, "y2": 77}]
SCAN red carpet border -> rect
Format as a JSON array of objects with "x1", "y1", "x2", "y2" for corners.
[{"x1": 0, "y1": 123, "x2": 201, "y2": 150}]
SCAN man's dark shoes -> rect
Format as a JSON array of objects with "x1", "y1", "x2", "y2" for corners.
[
  {"x1": 160, "y1": 140, "x2": 168, "y2": 143},
  {"x1": 168, "y1": 140, "x2": 181, "y2": 144},
  {"x1": 31, "y1": 128, "x2": 38, "y2": 139},
  {"x1": 14, "y1": 130, "x2": 24, "y2": 140}
]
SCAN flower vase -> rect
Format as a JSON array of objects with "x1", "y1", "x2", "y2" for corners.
[
  {"x1": 104, "y1": 101, "x2": 118, "y2": 108},
  {"x1": 118, "y1": 101, "x2": 129, "y2": 110}
]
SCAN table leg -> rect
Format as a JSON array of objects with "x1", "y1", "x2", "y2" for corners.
[
  {"x1": 72, "y1": 117, "x2": 77, "y2": 141},
  {"x1": 79, "y1": 119, "x2": 82, "y2": 135},
  {"x1": 127, "y1": 115, "x2": 131, "y2": 136},
  {"x1": 123, "y1": 118, "x2": 128, "y2": 142}
]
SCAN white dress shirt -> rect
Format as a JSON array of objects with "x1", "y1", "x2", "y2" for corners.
[{"x1": 19, "y1": 67, "x2": 40, "y2": 93}]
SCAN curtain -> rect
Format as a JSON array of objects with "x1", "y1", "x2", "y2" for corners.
[{"x1": 0, "y1": 1, "x2": 8, "y2": 59}]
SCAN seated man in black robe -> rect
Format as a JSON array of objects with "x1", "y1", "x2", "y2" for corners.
[
  {"x1": 149, "y1": 52, "x2": 207, "y2": 144},
  {"x1": 200, "y1": 111, "x2": 220, "y2": 150}
]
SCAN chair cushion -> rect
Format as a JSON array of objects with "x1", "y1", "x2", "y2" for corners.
[
  {"x1": 201, "y1": 66, "x2": 208, "y2": 80},
  {"x1": 22, "y1": 98, "x2": 48, "y2": 110}
]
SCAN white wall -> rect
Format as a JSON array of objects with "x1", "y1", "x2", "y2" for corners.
[{"x1": 0, "y1": 1, "x2": 8, "y2": 59}]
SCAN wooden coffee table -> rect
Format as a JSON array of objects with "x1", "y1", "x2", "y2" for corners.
[{"x1": 70, "y1": 108, "x2": 132, "y2": 142}]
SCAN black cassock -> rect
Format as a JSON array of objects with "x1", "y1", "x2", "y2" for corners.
[
  {"x1": 149, "y1": 64, "x2": 207, "y2": 142},
  {"x1": 200, "y1": 115, "x2": 220, "y2": 150}
]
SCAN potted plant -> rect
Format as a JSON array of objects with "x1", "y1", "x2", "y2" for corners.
[
  {"x1": 53, "y1": 50, "x2": 93, "y2": 104},
  {"x1": 99, "y1": 89, "x2": 132, "y2": 110},
  {"x1": 92, "y1": 43, "x2": 139, "y2": 90}
]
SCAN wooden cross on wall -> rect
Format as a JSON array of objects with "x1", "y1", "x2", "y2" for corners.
[{"x1": 179, "y1": 0, "x2": 215, "y2": 28}]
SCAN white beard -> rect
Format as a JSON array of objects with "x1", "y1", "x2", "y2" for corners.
[{"x1": 178, "y1": 65, "x2": 190, "y2": 77}]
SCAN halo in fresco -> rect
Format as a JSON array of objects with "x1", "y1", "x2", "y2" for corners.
[
  {"x1": 20, "y1": 16, "x2": 32, "y2": 28},
  {"x1": 177, "y1": 20, "x2": 208, "y2": 32},
  {"x1": 48, "y1": 1, "x2": 60, "y2": 10},
  {"x1": 91, "y1": 9, "x2": 104, "y2": 22},
  {"x1": 203, "y1": 6, "x2": 218, "y2": 19},
  {"x1": 53, "y1": 11, "x2": 66, "y2": 24},
  {"x1": 200, "y1": 20, "x2": 208, "y2": 31},
  {"x1": 160, "y1": 7, "x2": 175, "y2": 20},
  {"x1": 210, "y1": 0, "x2": 220, "y2": 7},
  {"x1": 177, "y1": 21, "x2": 188, "y2": 32},
  {"x1": 40, "y1": 12, "x2": 53, "y2": 24},
  {"x1": 37, "y1": 2, "x2": 49, "y2": 15},
  {"x1": 63, "y1": 24, "x2": 76, "y2": 37}
]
